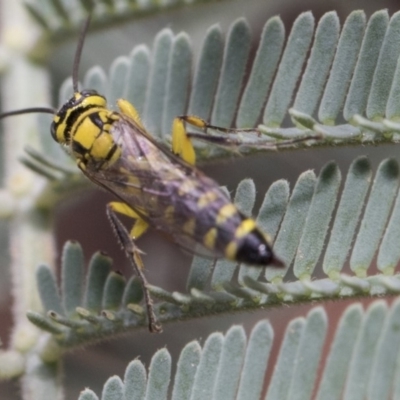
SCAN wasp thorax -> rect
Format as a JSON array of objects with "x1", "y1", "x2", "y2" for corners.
[{"x1": 50, "y1": 89, "x2": 107, "y2": 145}]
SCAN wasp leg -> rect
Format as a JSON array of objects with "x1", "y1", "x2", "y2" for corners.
[
  {"x1": 172, "y1": 117, "x2": 197, "y2": 165},
  {"x1": 117, "y1": 99, "x2": 145, "y2": 129},
  {"x1": 172, "y1": 115, "x2": 264, "y2": 164},
  {"x1": 106, "y1": 202, "x2": 162, "y2": 333},
  {"x1": 178, "y1": 115, "x2": 260, "y2": 134},
  {"x1": 173, "y1": 115, "x2": 320, "y2": 155},
  {"x1": 172, "y1": 115, "x2": 265, "y2": 163},
  {"x1": 185, "y1": 131, "x2": 321, "y2": 149},
  {"x1": 109, "y1": 201, "x2": 149, "y2": 239}
]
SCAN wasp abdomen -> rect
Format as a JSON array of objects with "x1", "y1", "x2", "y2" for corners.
[
  {"x1": 228, "y1": 221, "x2": 276, "y2": 265},
  {"x1": 177, "y1": 184, "x2": 279, "y2": 267},
  {"x1": 216, "y1": 211, "x2": 277, "y2": 266}
]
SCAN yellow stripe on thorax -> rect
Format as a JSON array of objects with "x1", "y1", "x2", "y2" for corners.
[
  {"x1": 72, "y1": 107, "x2": 105, "y2": 150},
  {"x1": 74, "y1": 109, "x2": 121, "y2": 164}
]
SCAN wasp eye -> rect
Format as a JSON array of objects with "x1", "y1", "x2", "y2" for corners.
[
  {"x1": 50, "y1": 117, "x2": 69, "y2": 144},
  {"x1": 50, "y1": 121, "x2": 57, "y2": 141}
]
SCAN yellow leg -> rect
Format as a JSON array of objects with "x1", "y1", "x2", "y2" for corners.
[
  {"x1": 108, "y1": 201, "x2": 149, "y2": 239},
  {"x1": 173, "y1": 115, "x2": 321, "y2": 156},
  {"x1": 106, "y1": 203, "x2": 162, "y2": 333},
  {"x1": 172, "y1": 117, "x2": 196, "y2": 165},
  {"x1": 171, "y1": 115, "x2": 253, "y2": 165},
  {"x1": 178, "y1": 115, "x2": 256, "y2": 133},
  {"x1": 117, "y1": 99, "x2": 145, "y2": 129}
]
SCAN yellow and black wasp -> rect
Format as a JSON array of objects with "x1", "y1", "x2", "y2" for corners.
[{"x1": 1, "y1": 15, "x2": 289, "y2": 333}]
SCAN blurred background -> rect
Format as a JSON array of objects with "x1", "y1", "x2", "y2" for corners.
[{"x1": 1, "y1": 0, "x2": 400, "y2": 398}]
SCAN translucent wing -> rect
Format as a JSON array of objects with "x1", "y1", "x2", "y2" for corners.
[{"x1": 80, "y1": 116, "x2": 234, "y2": 259}]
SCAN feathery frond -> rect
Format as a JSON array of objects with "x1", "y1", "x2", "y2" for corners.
[
  {"x1": 27, "y1": 157, "x2": 400, "y2": 346},
  {"x1": 76, "y1": 300, "x2": 400, "y2": 400}
]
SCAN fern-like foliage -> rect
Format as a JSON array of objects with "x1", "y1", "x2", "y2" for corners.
[
  {"x1": 27, "y1": 157, "x2": 400, "y2": 346},
  {"x1": 28, "y1": 8, "x2": 400, "y2": 186},
  {"x1": 22, "y1": 8, "x2": 400, "y2": 214},
  {"x1": 24, "y1": 0, "x2": 225, "y2": 32},
  {"x1": 3, "y1": 5, "x2": 400, "y2": 399},
  {"x1": 76, "y1": 299, "x2": 400, "y2": 400}
]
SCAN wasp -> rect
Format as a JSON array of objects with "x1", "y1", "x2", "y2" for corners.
[{"x1": 0, "y1": 16, "x2": 296, "y2": 333}]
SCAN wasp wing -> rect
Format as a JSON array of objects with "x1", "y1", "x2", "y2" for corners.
[{"x1": 79, "y1": 116, "x2": 232, "y2": 259}]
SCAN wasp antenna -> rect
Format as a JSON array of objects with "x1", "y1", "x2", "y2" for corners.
[
  {"x1": 72, "y1": 15, "x2": 92, "y2": 93},
  {"x1": 0, "y1": 107, "x2": 56, "y2": 120}
]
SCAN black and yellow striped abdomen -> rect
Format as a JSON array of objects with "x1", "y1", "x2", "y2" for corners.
[{"x1": 163, "y1": 178, "x2": 277, "y2": 266}]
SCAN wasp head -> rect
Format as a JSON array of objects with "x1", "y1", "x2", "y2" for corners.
[{"x1": 51, "y1": 89, "x2": 107, "y2": 145}]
